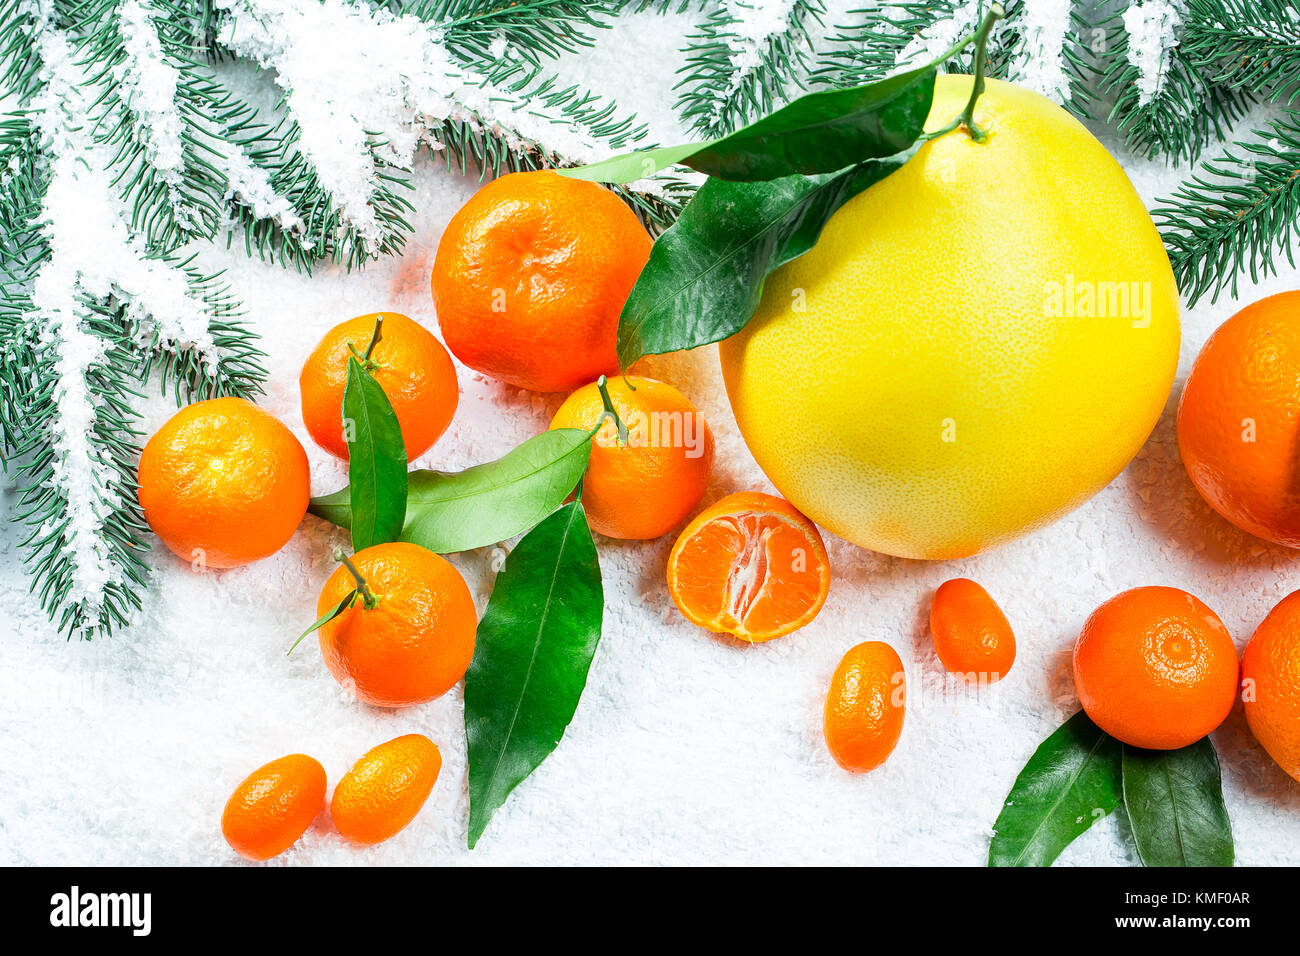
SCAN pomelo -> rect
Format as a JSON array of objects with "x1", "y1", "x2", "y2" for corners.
[{"x1": 719, "y1": 75, "x2": 1179, "y2": 559}]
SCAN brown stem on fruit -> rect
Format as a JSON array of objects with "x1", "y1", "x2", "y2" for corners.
[{"x1": 334, "y1": 547, "x2": 379, "y2": 608}]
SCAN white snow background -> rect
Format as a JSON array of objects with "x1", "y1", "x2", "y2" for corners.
[{"x1": 1, "y1": 5, "x2": 1299, "y2": 866}]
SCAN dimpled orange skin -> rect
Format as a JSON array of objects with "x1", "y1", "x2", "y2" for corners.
[
  {"x1": 1177, "y1": 291, "x2": 1300, "y2": 548},
  {"x1": 299, "y1": 312, "x2": 458, "y2": 462},
  {"x1": 549, "y1": 376, "x2": 715, "y2": 540},
  {"x1": 137, "y1": 397, "x2": 310, "y2": 568},
  {"x1": 1242, "y1": 590, "x2": 1300, "y2": 782},
  {"x1": 929, "y1": 578, "x2": 1016, "y2": 681},
  {"x1": 221, "y1": 754, "x2": 326, "y2": 862},
  {"x1": 331, "y1": 734, "x2": 441, "y2": 845},
  {"x1": 1073, "y1": 586, "x2": 1239, "y2": 751},
  {"x1": 317, "y1": 542, "x2": 477, "y2": 708},
  {"x1": 431, "y1": 171, "x2": 652, "y2": 392},
  {"x1": 823, "y1": 641, "x2": 906, "y2": 773}
]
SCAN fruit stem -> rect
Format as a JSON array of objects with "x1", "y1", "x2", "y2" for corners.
[
  {"x1": 595, "y1": 374, "x2": 629, "y2": 447},
  {"x1": 334, "y1": 547, "x2": 380, "y2": 609},
  {"x1": 922, "y1": 2, "x2": 1005, "y2": 144},
  {"x1": 348, "y1": 315, "x2": 385, "y2": 370}
]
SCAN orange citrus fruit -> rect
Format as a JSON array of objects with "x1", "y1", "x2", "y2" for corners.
[
  {"x1": 330, "y1": 734, "x2": 441, "y2": 845},
  {"x1": 1073, "y1": 586, "x2": 1239, "y2": 750},
  {"x1": 1242, "y1": 589, "x2": 1300, "y2": 782},
  {"x1": 299, "y1": 312, "x2": 458, "y2": 462},
  {"x1": 221, "y1": 753, "x2": 326, "y2": 861},
  {"x1": 666, "y1": 491, "x2": 829, "y2": 642},
  {"x1": 317, "y1": 542, "x2": 477, "y2": 707},
  {"x1": 1178, "y1": 291, "x2": 1300, "y2": 547},
  {"x1": 823, "y1": 641, "x2": 906, "y2": 773},
  {"x1": 929, "y1": 578, "x2": 1016, "y2": 682},
  {"x1": 549, "y1": 376, "x2": 714, "y2": 539},
  {"x1": 138, "y1": 397, "x2": 310, "y2": 568},
  {"x1": 431, "y1": 170, "x2": 652, "y2": 392}
]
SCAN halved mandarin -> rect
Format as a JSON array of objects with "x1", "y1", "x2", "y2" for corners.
[{"x1": 666, "y1": 491, "x2": 830, "y2": 642}]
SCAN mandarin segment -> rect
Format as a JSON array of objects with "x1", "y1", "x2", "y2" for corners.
[
  {"x1": 1242, "y1": 590, "x2": 1300, "y2": 782},
  {"x1": 549, "y1": 376, "x2": 714, "y2": 540},
  {"x1": 929, "y1": 578, "x2": 1016, "y2": 682},
  {"x1": 317, "y1": 543, "x2": 477, "y2": 707},
  {"x1": 1072, "y1": 586, "x2": 1239, "y2": 751},
  {"x1": 221, "y1": 754, "x2": 326, "y2": 862},
  {"x1": 431, "y1": 170, "x2": 652, "y2": 392},
  {"x1": 331, "y1": 734, "x2": 442, "y2": 845},
  {"x1": 667, "y1": 491, "x2": 829, "y2": 642},
  {"x1": 823, "y1": 641, "x2": 906, "y2": 773},
  {"x1": 299, "y1": 312, "x2": 458, "y2": 461},
  {"x1": 138, "y1": 397, "x2": 310, "y2": 568}
]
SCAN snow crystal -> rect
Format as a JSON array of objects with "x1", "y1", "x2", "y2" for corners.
[
  {"x1": 114, "y1": 0, "x2": 186, "y2": 182},
  {"x1": 1011, "y1": 0, "x2": 1074, "y2": 103},
  {"x1": 893, "y1": 2, "x2": 977, "y2": 70},
  {"x1": 1122, "y1": 0, "x2": 1185, "y2": 107}
]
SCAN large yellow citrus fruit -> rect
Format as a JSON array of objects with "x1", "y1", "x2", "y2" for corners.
[{"x1": 719, "y1": 75, "x2": 1180, "y2": 559}]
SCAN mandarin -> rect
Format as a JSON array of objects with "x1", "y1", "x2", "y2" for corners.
[
  {"x1": 299, "y1": 312, "x2": 458, "y2": 461},
  {"x1": 1178, "y1": 291, "x2": 1300, "y2": 547},
  {"x1": 138, "y1": 397, "x2": 310, "y2": 568},
  {"x1": 1242, "y1": 590, "x2": 1300, "y2": 782},
  {"x1": 666, "y1": 491, "x2": 829, "y2": 642},
  {"x1": 317, "y1": 543, "x2": 476, "y2": 708},
  {"x1": 431, "y1": 171, "x2": 651, "y2": 392},
  {"x1": 549, "y1": 376, "x2": 714, "y2": 540},
  {"x1": 1073, "y1": 586, "x2": 1238, "y2": 750}
]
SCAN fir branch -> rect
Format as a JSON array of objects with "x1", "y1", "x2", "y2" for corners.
[
  {"x1": 75, "y1": 0, "x2": 228, "y2": 251},
  {"x1": 1096, "y1": 4, "x2": 1252, "y2": 166},
  {"x1": 1182, "y1": 0, "x2": 1300, "y2": 104},
  {"x1": 675, "y1": 0, "x2": 826, "y2": 138},
  {"x1": 14, "y1": 293, "x2": 151, "y2": 639},
  {"x1": 0, "y1": 0, "x2": 50, "y2": 101},
  {"x1": 809, "y1": 1, "x2": 1027, "y2": 91},
  {"x1": 1154, "y1": 114, "x2": 1300, "y2": 306},
  {"x1": 404, "y1": 0, "x2": 623, "y2": 65}
]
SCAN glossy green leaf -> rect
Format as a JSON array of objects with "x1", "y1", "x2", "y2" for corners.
[
  {"x1": 561, "y1": 66, "x2": 935, "y2": 184},
  {"x1": 286, "y1": 588, "x2": 355, "y2": 655},
  {"x1": 616, "y1": 158, "x2": 905, "y2": 368},
  {"x1": 1121, "y1": 740, "x2": 1234, "y2": 867},
  {"x1": 342, "y1": 357, "x2": 407, "y2": 551},
  {"x1": 989, "y1": 711, "x2": 1124, "y2": 867},
  {"x1": 310, "y1": 428, "x2": 592, "y2": 553},
  {"x1": 464, "y1": 500, "x2": 604, "y2": 848}
]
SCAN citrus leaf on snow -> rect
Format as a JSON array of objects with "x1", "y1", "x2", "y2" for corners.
[
  {"x1": 989, "y1": 711, "x2": 1124, "y2": 867},
  {"x1": 616, "y1": 158, "x2": 906, "y2": 369},
  {"x1": 464, "y1": 500, "x2": 603, "y2": 848},
  {"x1": 561, "y1": 66, "x2": 935, "y2": 184},
  {"x1": 1121, "y1": 739, "x2": 1234, "y2": 867},
  {"x1": 309, "y1": 428, "x2": 592, "y2": 553}
]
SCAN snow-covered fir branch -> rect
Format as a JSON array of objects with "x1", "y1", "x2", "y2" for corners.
[{"x1": 676, "y1": 0, "x2": 825, "y2": 136}]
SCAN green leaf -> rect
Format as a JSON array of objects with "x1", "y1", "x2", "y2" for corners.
[
  {"x1": 989, "y1": 711, "x2": 1124, "y2": 867},
  {"x1": 309, "y1": 428, "x2": 593, "y2": 554},
  {"x1": 286, "y1": 589, "x2": 356, "y2": 655},
  {"x1": 616, "y1": 159, "x2": 905, "y2": 369},
  {"x1": 464, "y1": 500, "x2": 604, "y2": 849},
  {"x1": 1121, "y1": 740, "x2": 1234, "y2": 867},
  {"x1": 342, "y1": 357, "x2": 407, "y2": 551},
  {"x1": 561, "y1": 67, "x2": 935, "y2": 184}
]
